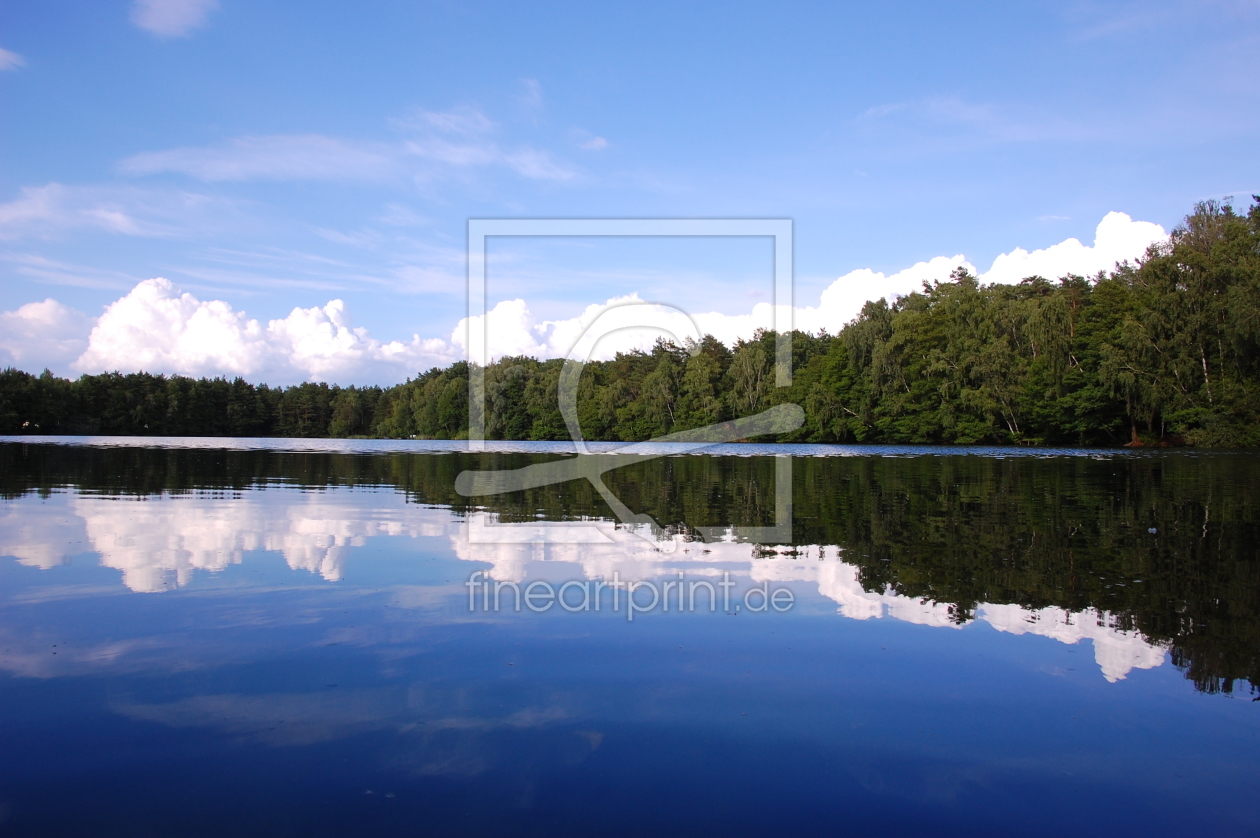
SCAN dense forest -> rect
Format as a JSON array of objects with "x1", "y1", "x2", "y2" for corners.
[{"x1": 3, "y1": 198, "x2": 1259, "y2": 447}]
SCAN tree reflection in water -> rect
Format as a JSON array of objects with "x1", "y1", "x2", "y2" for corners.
[{"x1": 2, "y1": 440, "x2": 1257, "y2": 694}]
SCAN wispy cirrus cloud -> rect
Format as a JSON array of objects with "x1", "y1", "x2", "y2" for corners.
[
  {"x1": 1066, "y1": 0, "x2": 1260, "y2": 40},
  {"x1": 519, "y1": 78, "x2": 544, "y2": 123},
  {"x1": 1, "y1": 252, "x2": 145, "y2": 290},
  {"x1": 119, "y1": 135, "x2": 401, "y2": 182},
  {"x1": 184, "y1": 238, "x2": 467, "y2": 296},
  {"x1": 399, "y1": 105, "x2": 576, "y2": 181},
  {"x1": 378, "y1": 203, "x2": 430, "y2": 228},
  {"x1": 118, "y1": 107, "x2": 577, "y2": 185},
  {"x1": 859, "y1": 96, "x2": 1013, "y2": 134},
  {"x1": 0, "y1": 184, "x2": 144, "y2": 237},
  {"x1": 173, "y1": 245, "x2": 392, "y2": 295},
  {"x1": 130, "y1": 0, "x2": 219, "y2": 39},
  {"x1": 399, "y1": 104, "x2": 497, "y2": 137},
  {"x1": 0, "y1": 47, "x2": 25, "y2": 70},
  {"x1": 0, "y1": 183, "x2": 229, "y2": 240},
  {"x1": 855, "y1": 95, "x2": 1099, "y2": 147}
]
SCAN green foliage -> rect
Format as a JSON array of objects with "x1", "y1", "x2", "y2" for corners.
[
  {"x1": 3, "y1": 199, "x2": 1258, "y2": 446},
  {"x1": 674, "y1": 336, "x2": 729, "y2": 430}
]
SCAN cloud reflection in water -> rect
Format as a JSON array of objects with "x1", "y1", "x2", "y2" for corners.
[{"x1": 1, "y1": 489, "x2": 1168, "y2": 683}]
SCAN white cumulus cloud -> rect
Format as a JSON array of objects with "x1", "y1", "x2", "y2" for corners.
[
  {"x1": 74, "y1": 278, "x2": 268, "y2": 378},
  {"x1": 699, "y1": 211, "x2": 1165, "y2": 345},
  {"x1": 443, "y1": 212, "x2": 1165, "y2": 362},
  {"x1": 980, "y1": 211, "x2": 1165, "y2": 283},
  {"x1": 0, "y1": 299, "x2": 92, "y2": 372},
  {"x1": 131, "y1": 0, "x2": 219, "y2": 38},
  {"x1": 71, "y1": 278, "x2": 457, "y2": 384},
  {"x1": 788, "y1": 254, "x2": 973, "y2": 337},
  {"x1": 782, "y1": 212, "x2": 1166, "y2": 338},
  {"x1": 450, "y1": 294, "x2": 698, "y2": 363},
  {"x1": 5, "y1": 210, "x2": 1166, "y2": 382}
]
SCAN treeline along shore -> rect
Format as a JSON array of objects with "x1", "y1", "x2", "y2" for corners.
[{"x1": 4, "y1": 199, "x2": 1260, "y2": 447}]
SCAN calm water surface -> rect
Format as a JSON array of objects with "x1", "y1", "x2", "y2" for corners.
[{"x1": 1, "y1": 437, "x2": 1258, "y2": 836}]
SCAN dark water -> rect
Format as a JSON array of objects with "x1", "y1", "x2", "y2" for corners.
[{"x1": 1, "y1": 437, "x2": 1258, "y2": 837}]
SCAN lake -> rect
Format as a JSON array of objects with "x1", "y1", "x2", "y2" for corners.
[{"x1": 1, "y1": 437, "x2": 1258, "y2": 836}]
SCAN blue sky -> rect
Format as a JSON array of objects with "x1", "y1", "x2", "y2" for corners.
[{"x1": 1, "y1": 0, "x2": 1257, "y2": 383}]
